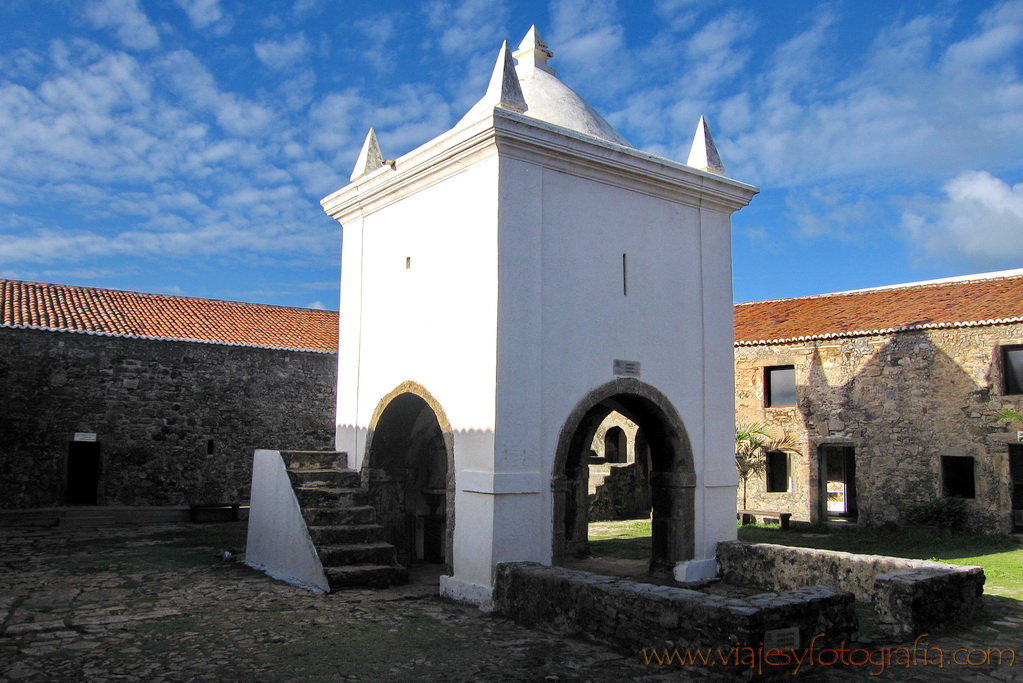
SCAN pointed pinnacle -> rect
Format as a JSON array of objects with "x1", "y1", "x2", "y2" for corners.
[
  {"x1": 514, "y1": 25, "x2": 555, "y2": 75},
  {"x1": 686, "y1": 115, "x2": 725, "y2": 175},
  {"x1": 350, "y1": 128, "x2": 386, "y2": 182},
  {"x1": 483, "y1": 41, "x2": 527, "y2": 114}
]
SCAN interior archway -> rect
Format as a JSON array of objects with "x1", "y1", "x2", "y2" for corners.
[
  {"x1": 363, "y1": 383, "x2": 454, "y2": 571},
  {"x1": 552, "y1": 378, "x2": 695, "y2": 575}
]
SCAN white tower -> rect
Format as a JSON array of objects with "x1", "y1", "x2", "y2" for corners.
[{"x1": 321, "y1": 27, "x2": 758, "y2": 607}]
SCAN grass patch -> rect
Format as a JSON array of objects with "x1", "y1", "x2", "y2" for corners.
[
  {"x1": 587, "y1": 518, "x2": 650, "y2": 559},
  {"x1": 585, "y1": 519, "x2": 1022, "y2": 595}
]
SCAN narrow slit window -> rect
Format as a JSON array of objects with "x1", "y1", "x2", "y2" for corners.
[
  {"x1": 405, "y1": 256, "x2": 411, "y2": 270},
  {"x1": 622, "y1": 253, "x2": 627, "y2": 296},
  {"x1": 206, "y1": 439, "x2": 215, "y2": 455}
]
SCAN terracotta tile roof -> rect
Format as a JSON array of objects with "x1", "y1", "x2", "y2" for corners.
[
  {"x1": 735, "y1": 270, "x2": 1023, "y2": 346},
  {"x1": 0, "y1": 279, "x2": 338, "y2": 353}
]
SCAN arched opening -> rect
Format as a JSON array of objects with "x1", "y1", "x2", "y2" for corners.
[
  {"x1": 552, "y1": 379, "x2": 695, "y2": 575},
  {"x1": 363, "y1": 383, "x2": 454, "y2": 571},
  {"x1": 603, "y1": 426, "x2": 627, "y2": 464},
  {"x1": 588, "y1": 414, "x2": 651, "y2": 521}
]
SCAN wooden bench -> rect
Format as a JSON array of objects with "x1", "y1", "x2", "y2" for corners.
[{"x1": 738, "y1": 509, "x2": 792, "y2": 530}]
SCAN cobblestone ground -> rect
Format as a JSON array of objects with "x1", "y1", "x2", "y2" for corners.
[{"x1": 0, "y1": 523, "x2": 1020, "y2": 682}]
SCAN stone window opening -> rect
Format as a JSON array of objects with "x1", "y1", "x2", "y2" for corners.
[
  {"x1": 765, "y1": 450, "x2": 789, "y2": 493},
  {"x1": 765, "y1": 365, "x2": 796, "y2": 407},
  {"x1": 206, "y1": 439, "x2": 215, "y2": 455},
  {"x1": 1001, "y1": 345, "x2": 1023, "y2": 395},
  {"x1": 941, "y1": 455, "x2": 976, "y2": 499}
]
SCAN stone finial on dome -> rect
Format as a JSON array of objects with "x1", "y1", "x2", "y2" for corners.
[
  {"x1": 686, "y1": 116, "x2": 725, "y2": 175},
  {"x1": 350, "y1": 128, "x2": 386, "y2": 181},
  {"x1": 482, "y1": 40, "x2": 528, "y2": 114},
  {"x1": 513, "y1": 25, "x2": 555, "y2": 76}
]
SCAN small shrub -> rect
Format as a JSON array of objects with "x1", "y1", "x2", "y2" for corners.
[{"x1": 902, "y1": 497, "x2": 967, "y2": 529}]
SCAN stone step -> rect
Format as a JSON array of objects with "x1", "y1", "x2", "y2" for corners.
[
  {"x1": 287, "y1": 469, "x2": 360, "y2": 489},
  {"x1": 301, "y1": 506, "x2": 377, "y2": 527},
  {"x1": 317, "y1": 542, "x2": 398, "y2": 567},
  {"x1": 308, "y1": 524, "x2": 384, "y2": 545},
  {"x1": 323, "y1": 564, "x2": 409, "y2": 589},
  {"x1": 293, "y1": 487, "x2": 363, "y2": 509},
  {"x1": 280, "y1": 451, "x2": 349, "y2": 472}
]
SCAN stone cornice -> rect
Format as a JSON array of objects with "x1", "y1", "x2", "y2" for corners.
[{"x1": 321, "y1": 109, "x2": 759, "y2": 224}]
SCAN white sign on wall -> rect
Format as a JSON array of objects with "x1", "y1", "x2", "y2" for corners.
[
  {"x1": 613, "y1": 359, "x2": 641, "y2": 378},
  {"x1": 73, "y1": 432, "x2": 97, "y2": 442}
]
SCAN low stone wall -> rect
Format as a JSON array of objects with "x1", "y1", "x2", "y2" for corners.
[
  {"x1": 716, "y1": 541, "x2": 984, "y2": 639},
  {"x1": 495, "y1": 562, "x2": 856, "y2": 679}
]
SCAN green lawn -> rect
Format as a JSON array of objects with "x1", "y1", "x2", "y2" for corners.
[{"x1": 586, "y1": 518, "x2": 1023, "y2": 596}]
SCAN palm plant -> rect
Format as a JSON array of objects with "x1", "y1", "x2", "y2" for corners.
[{"x1": 735, "y1": 423, "x2": 796, "y2": 510}]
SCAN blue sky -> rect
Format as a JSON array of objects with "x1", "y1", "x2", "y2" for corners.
[{"x1": 2, "y1": 0, "x2": 1022, "y2": 308}]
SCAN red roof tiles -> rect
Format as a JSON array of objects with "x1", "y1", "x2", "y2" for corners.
[
  {"x1": 735, "y1": 271, "x2": 1023, "y2": 346},
  {"x1": 0, "y1": 279, "x2": 338, "y2": 353}
]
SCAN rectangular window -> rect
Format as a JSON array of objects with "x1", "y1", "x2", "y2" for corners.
[
  {"x1": 941, "y1": 455, "x2": 976, "y2": 499},
  {"x1": 1003, "y1": 345, "x2": 1023, "y2": 394},
  {"x1": 765, "y1": 450, "x2": 789, "y2": 493},
  {"x1": 766, "y1": 365, "x2": 796, "y2": 407}
]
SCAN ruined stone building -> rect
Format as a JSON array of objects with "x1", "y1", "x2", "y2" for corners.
[
  {"x1": 0, "y1": 279, "x2": 337, "y2": 513},
  {"x1": 734, "y1": 269, "x2": 1023, "y2": 533}
]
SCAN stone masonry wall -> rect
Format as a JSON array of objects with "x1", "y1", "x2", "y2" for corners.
[
  {"x1": 717, "y1": 541, "x2": 985, "y2": 639},
  {"x1": 0, "y1": 327, "x2": 337, "y2": 508},
  {"x1": 734, "y1": 323, "x2": 1023, "y2": 531},
  {"x1": 495, "y1": 562, "x2": 857, "y2": 679}
]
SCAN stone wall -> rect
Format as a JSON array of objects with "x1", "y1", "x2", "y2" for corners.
[
  {"x1": 735, "y1": 324, "x2": 1023, "y2": 531},
  {"x1": 0, "y1": 327, "x2": 337, "y2": 509},
  {"x1": 717, "y1": 541, "x2": 984, "y2": 639},
  {"x1": 495, "y1": 561, "x2": 857, "y2": 679}
]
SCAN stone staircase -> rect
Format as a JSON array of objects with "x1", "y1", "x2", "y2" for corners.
[{"x1": 280, "y1": 451, "x2": 408, "y2": 589}]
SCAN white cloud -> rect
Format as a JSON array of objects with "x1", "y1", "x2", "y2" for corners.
[
  {"x1": 174, "y1": 0, "x2": 223, "y2": 30},
  {"x1": 158, "y1": 50, "x2": 275, "y2": 135},
  {"x1": 549, "y1": 0, "x2": 631, "y2": 96},
  {"x1": 292, "y1": 0, "x2": 324, "y2": 18},
  {"x1": 306, "y1": 300, "x2": 325, "y2": 309},
  {"x1": 83, "y1": 0, "x2": 159, "y2": 50},
  {"x1": 424, "y1": 0, "x2": 507, "y2": 56},
  {"x1": 254, "y1": 33, "x2": 310, "y2": 71},
  {"x1": 903, "y1": 171, "x2": 1023, "y2": 267}
]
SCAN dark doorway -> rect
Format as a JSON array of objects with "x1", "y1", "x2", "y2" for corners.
[
  {"x1": 819, "y1": 444, "x2": 857, "y2": 519},
  {"x1": 66, "y1": 441, "x2": 101, "y2": 505},
  {"x1": 553, "y1": 381, "x2": 694, "y2": 576},
  {"x1": 1010, "y1": 445, "x2": 1023, "y2": 532},
  {"x1": 365, "y1": 391, "x2": 452, "y2": 569}
]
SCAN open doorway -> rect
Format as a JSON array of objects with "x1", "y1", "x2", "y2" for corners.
[
  {"x1": 66, "y1": 440, "x2": 101, "y2": 505},
  {"x1": 364, "y1": 386, "x2": 453, "y2": 570},
  {"x1": 1010, "y1": 445, "x2": 1023, "y2": 532},
  {"x1": 553, "y1": 380, "x2": 694, "y2": 576},
  {"x1": 819, "y1": 444, "x2": 857, "y2": 520}
]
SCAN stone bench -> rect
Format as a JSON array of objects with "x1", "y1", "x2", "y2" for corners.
[
  {"x1": 738, "y1": 509, "x2": 792, "y2": 530},
  {"x1": 188, "y1": 503, "x2": 241, "y2": 523}
]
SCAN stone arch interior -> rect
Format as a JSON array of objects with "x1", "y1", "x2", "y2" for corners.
[
  {"x1": 365, "y1": 392, "x2": 451, "y2": 567},
  {"x1": 554, "y1": 388, "x2": 694, "y2": 576}
]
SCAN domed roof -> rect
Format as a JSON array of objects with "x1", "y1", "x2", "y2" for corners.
[{"x1": 456, "y1": 27, "x2": 629, "y2": 147}]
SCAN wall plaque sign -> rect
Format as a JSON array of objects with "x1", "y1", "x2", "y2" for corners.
[
  {"x1": 613, "y1": 359, "x2": 641, "y2": 378},
  {"x1": 73, "y1": 432, "x2": 97, "y2": 442}
]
